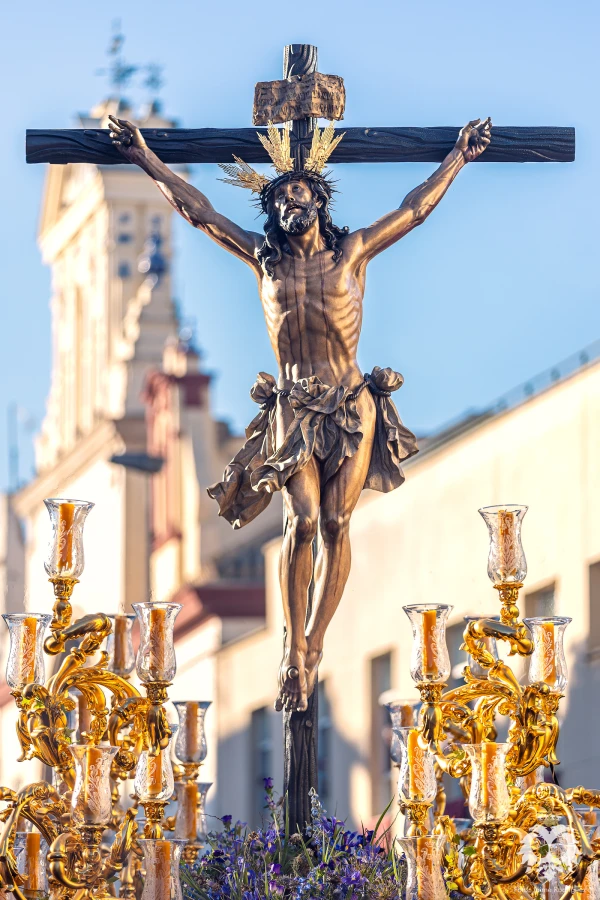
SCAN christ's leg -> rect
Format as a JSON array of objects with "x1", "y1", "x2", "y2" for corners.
[
  {"x1": 275, "y1": 456, "x2": 320, "y2": 713},
  {"x1": 305, "y1": 388, "x2": 377, "y2": 699}
]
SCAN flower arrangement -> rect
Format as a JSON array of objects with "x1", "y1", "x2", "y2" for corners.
[{"x1": 180, "y1": 780, "x2": 405, "y2": 899}]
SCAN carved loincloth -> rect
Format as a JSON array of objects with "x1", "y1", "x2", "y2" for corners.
[{"x1": 207, "y1": 366, "x2": 419, "y2": 530}]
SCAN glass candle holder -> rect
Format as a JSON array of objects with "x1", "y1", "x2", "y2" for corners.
[
  {"x1": 140, "y1": 839, "x2": 186, "y2": 900},
  {"x1": 464, "y1": 615, "x2": 500, "y2": 678},
  {"x1": 106, "y1": 614, "x2": 136, "y2": 676},
  {"x1": 381, "y1": 696, "x2": 418, "y2": 728},
  {"x1": 133, "y1": 602, "x2": 182, "y2": 683},
  {"x1": 397, "y1": 834, "x2": 447, "y2": 900},
  {"x1": 135, "y1": 739, "x2": 175, "y2": 802},
  {"x1": 479, "y1": 505, "x2": 528, "y2": 586},
  {"x1": 382, "y1": 698, "x2": 418, "y2": 766},
  {"x1": 2, "y1": 613, "x2": 52, "y2": 690},
  {"x1": 464, "y1": 742, "x2": 512, "y2": 824},
  {"x1": 14, "y1": 830, "x2": 49, "y2": 896},
  {"x1": 403, "y1": 605, "x2": 452, "y2": 684},
  {"x1": 173, "y1": 701, "x2": 211, "y2": 764},
  {"x1": 396, "y1": 727, "x2": 437, "y2": 803},
  {"x1": 524, "y1": 616, "x2": 571, "y2": 692},
  {"x1": 70, "y1": 744, "x2": 118, "y2": 826},
  {"x1": 174, "y1": 780, "x2": 212, "y2": 842},
  {"x1": 43, "y1": 498, "x2": 94, "y2": 579}
]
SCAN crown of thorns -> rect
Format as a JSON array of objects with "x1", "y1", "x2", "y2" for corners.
[{"x1": 218, "y1": 121, "x2": 344, "y2": 211}]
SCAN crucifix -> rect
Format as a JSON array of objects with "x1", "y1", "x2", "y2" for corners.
[{"x1": 27, "y1": 44, "x2": 574, "y2": 830}]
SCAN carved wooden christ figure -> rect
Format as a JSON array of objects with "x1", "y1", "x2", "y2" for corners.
[{"x1": 109, "y1": 113, "x2": 491, "y2": 712}]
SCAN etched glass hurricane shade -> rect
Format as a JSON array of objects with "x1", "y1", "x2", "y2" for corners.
[
  {"x1": 397, "y1": 835, "x2": 447, "y2": 900},
  {"x1": 174, "y1": 781, "x2": 212, "y2": 841},
  {"x1": 396, "y1": 727, "x2": 437, "y2": 803},
  {"x1": 174, "y1": 700, "x2": 211, "y2": 764},
  {"x1": 106, "y1": 613, "x2": 136, "y2": 676},
  {"x1": 70, "y1": 744, "x2": 118, "y2": 826},
  {"x1": 2, "y1": 613, "x2": 52, "y2": 690},
  {"x1": 14, "y1": 831, "x2": 49, "y2": 895},
  {"x1": 379, "y1": 694, "x2": 417, "y2": 765},
  {"x1": 525, "y1": 616, "x2": 572, "y2": 692},
  {"x1": 139, "y1": 839, "x2": 186, "y2": 900},
  {"x1": 464, "y1": 742, "x2": 512, "y2": 824},
  {"x1": 43, "y1": 498, "x2": 94, "y2": 579},
  {"x1": 133, "y1": 601, "x2": 182, "y2": 683},
  {"x1": 403, "y1": 604, "x2": 452, "y2": 684},
  {"x1": 479, "y1": 504, "x2": 528, "y2": 586},
  {"x1": 134, "y1": 737, "x2": 175, "y2": 802}
]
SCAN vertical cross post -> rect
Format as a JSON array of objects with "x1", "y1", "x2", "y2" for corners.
[
  {"x1": 281, "y1": 43, "x2": 320, "y2": 832},
  {"x1": 282, "y1": 537, "x2": 319, "y2": 834},
  {"x1": 283, "y1": 43, "x2": 318, "y2": 169}
]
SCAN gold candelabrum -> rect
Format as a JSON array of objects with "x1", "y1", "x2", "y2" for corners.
[
  {"x1": 0, "y1": 499, "x2": 212, "y2": 900},
  {"x1": 388, "y1": 504, "x2": 600, "y2": 900}
]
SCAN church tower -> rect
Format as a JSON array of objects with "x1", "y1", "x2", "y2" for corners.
[{"x1": 14, "y1": 96, "x2": 183, "y2": 617}]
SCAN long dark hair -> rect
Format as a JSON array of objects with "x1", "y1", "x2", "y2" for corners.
[{"x1": 257, "y1": 172, "x2": 349, "y2": 277}]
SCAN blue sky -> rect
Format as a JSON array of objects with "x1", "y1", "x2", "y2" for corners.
[{"x1": 1, "y1": 0, "x2": 598, "y2": 491}]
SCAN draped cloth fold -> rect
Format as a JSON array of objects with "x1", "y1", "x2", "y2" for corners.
[{"x1": 207, "y1": 366, "x2": 418, "y2": 530}]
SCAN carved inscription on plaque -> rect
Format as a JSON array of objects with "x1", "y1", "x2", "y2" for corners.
[{"x1": 253, "y1": 73, "x2": 345, "y2": 126}]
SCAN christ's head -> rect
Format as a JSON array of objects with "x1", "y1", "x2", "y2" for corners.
[
  {"x1": 257, "y1": 172, "x2": 349, "y2": 277},
  {"x1": 272, "y1": 177, "x2": 320, "y2": 235}
]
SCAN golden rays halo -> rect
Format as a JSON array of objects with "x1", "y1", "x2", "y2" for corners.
[{"x1": 218, "y1": 121, "x2": 344, "y2": 195}]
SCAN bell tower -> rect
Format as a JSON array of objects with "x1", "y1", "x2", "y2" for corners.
[{"x1": 14, "y1": 95, "x2": 184, "y2": 616}]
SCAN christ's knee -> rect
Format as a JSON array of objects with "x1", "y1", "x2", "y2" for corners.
[
  {"x1": 290, "y1": 514, "x2": 317, "y2": 545},
  {"x1": 320, "y1": 513, "x2": 350, "y2": 545}
]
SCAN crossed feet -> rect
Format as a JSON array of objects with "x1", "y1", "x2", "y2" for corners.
[{"x1": 275, "y1": 643, "x2": 323, "y2": 712}]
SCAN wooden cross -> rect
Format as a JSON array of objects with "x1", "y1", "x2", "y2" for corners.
[{"x1": 26, "y1": 44, "x2": 574, "y2": 831}]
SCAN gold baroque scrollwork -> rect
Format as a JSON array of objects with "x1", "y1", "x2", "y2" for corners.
[{"x1": 0, "y1": 570, "x2": 174, "y2": 899}]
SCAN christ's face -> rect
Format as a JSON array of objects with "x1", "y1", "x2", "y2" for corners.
[{"x1": 273, "y1": 179, "x2": 320, "y2": 235}]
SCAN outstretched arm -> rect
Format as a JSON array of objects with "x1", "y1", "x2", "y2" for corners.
[
  {"x1": 108, "y1": 116, "x2": 262, "y2": 269},
  {"x1": 353, "y1": 118, "x2": 491, "y2": 264}
]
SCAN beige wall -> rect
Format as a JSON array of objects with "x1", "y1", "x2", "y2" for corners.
[{"x1": 210, "y1": 359, "x2": 600, "y2": 827}]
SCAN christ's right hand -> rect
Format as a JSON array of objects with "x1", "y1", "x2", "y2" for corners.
[{"x1": 108, "y1": 115, "x2": 148, "y2": 160}]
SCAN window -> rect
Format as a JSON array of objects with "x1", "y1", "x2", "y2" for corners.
[
  {"x1": 250, "y1": 707, "x2": 272, "y2": 826},
  {"x1": 525, "y1": 583, "x2": 555, "y2": 619},
  {"x1": 118, "y1": 261, "x2": 131, "y2": 279},
  {"x1": 318, "y1": 681, "x2": 331, "y2": 809},
  {"x1": 117, "y1": 233, "x2": 133, "y2": 243},
  {"x1": 370, "y1": 652, "x2": 393, "y2": 815},
  {"x1": 589, "y1": 562, "x2": 600, "y2": 656}
]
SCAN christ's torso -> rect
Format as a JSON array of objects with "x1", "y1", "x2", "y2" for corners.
[{"x1": 259, "y1": 245, "x2": 365, "y2": 390}]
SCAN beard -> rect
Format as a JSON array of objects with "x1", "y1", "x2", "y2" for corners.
[{"x1": 279, "y1": 201, "x2": 318, "y2": 235}]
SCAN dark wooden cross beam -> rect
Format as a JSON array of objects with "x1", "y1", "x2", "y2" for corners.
[{"x1": 25, "y1": 43, "x2": 574, "y2": 832}]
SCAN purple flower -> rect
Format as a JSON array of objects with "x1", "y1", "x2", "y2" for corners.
[
  {"x1": 341, "y1": 868, "x2": 365, "y2": 887},
  {"x1": 263, "y1": 777, "x2": 274, "y2": 790}
]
